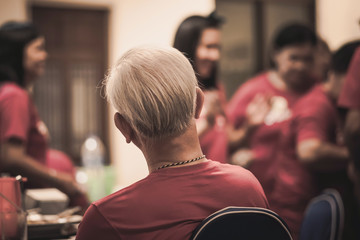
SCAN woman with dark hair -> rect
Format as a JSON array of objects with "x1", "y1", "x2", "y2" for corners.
[
  {"x1": 227, "y1": 23, "x2": 318, "y2": 199},
  {"x1": 173, "y1": 12, "x2": 229, "y2": 163},
  {"x1": 0, "y1": 21, "x2": 88, "y2": 209}
]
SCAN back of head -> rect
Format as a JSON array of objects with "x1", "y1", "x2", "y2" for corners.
[
  {"x1": 0, "y1": 21, "x2": 39, "y2": 86},
  {"x1": 330, "y1": 40, "x2": 360, "y2": 75},
  {"x1": 105, "y1": 46, "x2": 198, "y2": 139},
  {"x1": 272, "y1": 23, "x2": 317, "y2": 51}
]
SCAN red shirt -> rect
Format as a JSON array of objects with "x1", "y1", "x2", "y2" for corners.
[
  {"x1": 227, "y1": 72, "x2": 302, "y2": 197},
  {"x1": 271, "y1": 85, "x2": 339, "y2": 238},
  {"x1": 0, "y1": 83, "x2": 48, "y2": 166},
  {"x1": 198, "y1": 84, "x2": 228, "y2": 163},
  {"x1": 0, "y1": 82, "x2": 75, "y2": 176},
  {"x1": 338, "y1": 47, "x2": 360, "y2": 109},
  {"x1": 76, "y1": 160, "x2": 269, "y2": 240}
]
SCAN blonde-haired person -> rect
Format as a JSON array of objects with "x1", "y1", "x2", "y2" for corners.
[{"x1": 76, "y1": 46, "x2": 268, "y2": 240}]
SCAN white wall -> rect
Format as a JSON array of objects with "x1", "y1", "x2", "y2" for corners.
[
  {"x1": 0, "y1": 0, "x2": 27, "y2": 24},
  {"x1": 316, "y1": 0, "x2": 360, "y2": 50}
]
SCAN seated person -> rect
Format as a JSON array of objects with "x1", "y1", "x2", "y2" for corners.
[
  {"x1": 76, "y1": 46, "x2": 269, "y2": 240},
  {"x1": 0, "y1": 21, "x2": 88, "y2": 210}
]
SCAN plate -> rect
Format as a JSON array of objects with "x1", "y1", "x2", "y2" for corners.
[{"x1": 28, "y1": 215, "x2": 82, "y2": 239}]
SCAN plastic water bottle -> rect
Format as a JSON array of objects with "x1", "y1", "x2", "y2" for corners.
[{"x1": 78, "y1": 135, "x2": 106, "y2": 202}]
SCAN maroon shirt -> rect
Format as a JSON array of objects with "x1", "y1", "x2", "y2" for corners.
[
  {"x1": 198, "y1": 84, "x2": 228, "y2": 163},
  {"x1": 0, "y1": 82, "x2": 48, "y2": 166},
  {"x1": 76, "y1": 160, "x2": 268, "y2": 240},
  {"x1": 270, "y1": 85, "x2": 340, "y2": 239},
  {"x1": 0, "y1": 82, "x2": 74, "y2": 176},
  {"x1": 227, "y1": 72, "x2": 302, "y2": 197}
]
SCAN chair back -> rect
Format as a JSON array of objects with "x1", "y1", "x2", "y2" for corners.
[
  {"x1": 191, "y1": 206, "x2": 293, "y2": 240},
  {"x1": 300, "y1": 188, "x2": 344, "y2": 240}
]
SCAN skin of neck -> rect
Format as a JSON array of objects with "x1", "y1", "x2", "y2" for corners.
[
  {"x1": 115, "y1": 87, "x2": 206, "y2": 173},
  {"x1": 137, "y1": 120, "x2": 205, "y2": 173}
]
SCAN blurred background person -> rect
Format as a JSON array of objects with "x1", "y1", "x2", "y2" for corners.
[
  {"x1": 312, "y1": 38, "x2": 332, "y2": 82},
  {"x1": 227, "y1": 23, "x2": 318, "y2": 198},
  {"x1": 338, "y1": 25, "x2": 360, "y2": 239},
  {"x1": 76, "y1": 46, "x2": 268, "y2": 240},
  {"x1": 0, "y1": 21, "x2": 88, "y2": 210},
  {"x1": 173, "y1": 12, "x2": 229, "y2": 163},
  {"x1": 270, "y1": 40, "x2": 360, "y2": 239}
]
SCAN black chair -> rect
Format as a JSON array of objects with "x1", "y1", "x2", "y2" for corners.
[
  {"x1": 191, "y1": 206, "x2": 293, "y2": 240},
  {"x1": 299, "y1": 188, "x2": 344, "y2": 240}
]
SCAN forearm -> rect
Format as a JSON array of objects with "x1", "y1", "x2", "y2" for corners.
[
  {"x1": 297, "y1": 139, "x2": 349, "y2": 171},
  {"x1": 1, "y1": 142, "x2": 79, "y2": 197}
]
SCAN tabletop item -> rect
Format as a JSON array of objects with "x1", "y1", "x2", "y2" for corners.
[
  {"x1": 25, "y1": 188, "x2": 69, "y2": 215},
  {"x1": 0, "y1": 175, "x2": 27, "y2": 240}
]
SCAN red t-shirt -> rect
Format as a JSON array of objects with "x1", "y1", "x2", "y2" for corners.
[
  {"x1": 270, "y1": 85, "x2": 339, "y2": 238},
  {"x1": 227, "y1": 72, "x2": 302, "y2": 197},
  {"x1": 0, "y1": 82, "x2": 75, "y2": 176},
  {"x1": 198, "y1": 84, "x2": 228, "y2": 163},
  {"x1": 76, "y1": 160, "x2": 269, "y2": 240},
  {"x1": 338, "y1": 47, "x2": 360, "y2": 109},
  {"x1": 0, "y1": 82, "x2": 48, "y2": 166}
]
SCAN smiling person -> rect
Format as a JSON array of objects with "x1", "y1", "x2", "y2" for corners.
[
  {"x1": 173, "y1": 12, "x2": 229, "y2": 164},
  {"x1": 0, "y1": 21, "x2": 88, "y2": 210},
  {"x1": 227, "y1": 23, "x2": 318, "y2": 198},
  {"x1": 76, "y1": 46, "x2": 268, "y2": 240}
]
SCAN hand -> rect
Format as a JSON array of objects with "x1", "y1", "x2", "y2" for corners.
[
  {"x1": 246, "y1": 94, "x2": 270, "y2": 127},
  {"x1": 230, "y1": 149, "x2": 254, "y2": 169},
  {"x1": 55, "y1": 171, "x2": 85, "y2": 199}
]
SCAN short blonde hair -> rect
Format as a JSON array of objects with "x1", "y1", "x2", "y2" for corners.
[{"x1": 105, "y1": 46, "x2": 198, "y2": 138}]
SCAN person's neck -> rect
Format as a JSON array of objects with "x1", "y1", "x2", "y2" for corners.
[
  {"x1": 268, "y1": 71, "x2": 289, "y2": 92},
  {"x1": 24, "y1": 74, "x2": 35, "y2": 93},
  {"x1": 143, "y1": 121, "x2": 205, "y2": 173}
]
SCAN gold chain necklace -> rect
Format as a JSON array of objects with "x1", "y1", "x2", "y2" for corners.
[{"x1": 156, "y1": 155, "x2": 206, "y2": 170}]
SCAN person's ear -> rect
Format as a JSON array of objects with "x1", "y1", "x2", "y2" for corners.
[
  {"x1": 114, "y1": 112, "x2": 133, "y2": 143},
  {"x1": 195, "y1": 87, "x2": 204, "y2": 119}
]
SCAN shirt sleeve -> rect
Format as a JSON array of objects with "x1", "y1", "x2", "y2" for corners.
[
  {"x1": 295, "y1": 101, "x2": 330, "y2": 143},
  {"x1": 338, "y1": 47, "x2": 360, "y2": 109},
  {"x1": 0, "y1": 88, "x2": 30, "y2": 143},
  {"x1": 227, "y1": 86, "x2": 252, "y2": 128},
  {"x1": 76, "y1": 204, "x2": 120, "y2": 240}
]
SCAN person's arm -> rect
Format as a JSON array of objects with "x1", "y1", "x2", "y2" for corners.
[
  {"x1": 344, "y1": 109, "x2": 360, "y2": 170},
  {"x1": 0, "y1": 138, "x2": 83, "y2": 199},
  {"x1": 228, "y1": 94, "x2": 270, "y2": 152},
  {"x1": 297, "y1": 138, "x2": 349, "y2": 171},
  {"x1": 227, "y1": 123, "x2": 258, "y2": 152}
]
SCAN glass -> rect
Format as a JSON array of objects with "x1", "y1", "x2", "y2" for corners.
[{"x1": 0, "y1": 210, "x2": 27, "y2": 240}]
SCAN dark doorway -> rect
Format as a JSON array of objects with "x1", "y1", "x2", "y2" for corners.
[{"x1": 31, "y1": 5, "x2": 109, "y2": 165}]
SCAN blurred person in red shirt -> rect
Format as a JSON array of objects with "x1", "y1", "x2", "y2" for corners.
[
  {"x1": 227, "y1": 23, "x2": 318, "y2": 198},
  {"x1": 0, "y1": 21, "x2": 88, "y2": 210},
  {"x1": 173, "y1": 12, "x2": 230, "y2": 164},
  {"x1": 270, "y1": 40, "x2": 360, "y2": 239}
]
